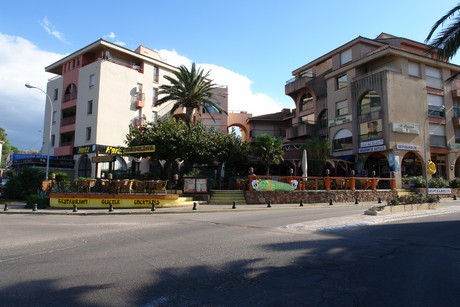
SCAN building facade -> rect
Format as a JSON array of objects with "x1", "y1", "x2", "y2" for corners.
[
  {"x1": 43, "y1": 39, "x2": 228, "y2": 179},
  {"x1": 285, "y1": 33, "x2": 460, "y2": 187}
]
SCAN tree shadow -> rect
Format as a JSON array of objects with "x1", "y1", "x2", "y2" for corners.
[
  {"x1": 0, "y1": 278, "x2": 113, "y2": 306},
  {"x1": 132, "y1": 220, "x2": 460, "y2": 306}
]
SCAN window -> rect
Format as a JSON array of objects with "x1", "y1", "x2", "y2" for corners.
[
  {"x1": 340, "y1": 49, "x2": 352, "y2": 64},
  {"x1": 427, "y1": 94, "x2": 445, "y2": 117},
  {"x1": 51, "y1": 134, "x2": 55, "y2": 147},
  {"x1": 318, "y1": 110, "x2": 328, "y2": 128},
  {"x1": 336, "y1": 100, "x2": 348, "y2": 116},
  {"x1": 153, "y1": 66, "x2": 159, "y2": 82},
  {"x1": 152, "y1": 88, "x2": 158, "y2": 105},
  {"x1": 426, "y1": 66, "x2": 442, "y2": 88},
  {"x1": 86, "y1": 127, "x2": 91, "y2": 141},
  {"x1": 408, "y1": 61, "x2": 420, "y2": 77},
  {"x1": 89, "y1": 74, "x2": 95, "y2": 88},
  {"x1": 333, "y1": 129, "x2": 353, "y2": 150},
  {"x1": 203, "y1": 101, "x2": 221, "y2": 114},
  {"x1": 359, "y1": 91, "x2": 381, "y2": 115},
  {"x1": 53, "y1": 89, "x2": 59, "y2": 101},
  {"x1": 336, "y1": 74, "x2": 348, "y2": 89},
  {"x1": 87, "y1": 100, "x2": 93, "y2": 115},
  {"x1": 52, "y1": 111, "x2": 57, "y2": 123},
  {"x1": 152, "y1": 111, "x2": 158, "y2": 125}
]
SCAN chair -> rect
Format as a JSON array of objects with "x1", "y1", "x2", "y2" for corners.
[
  {"x1": 132, "y1": 179, "x2": 145, "y2": 193},
  {"x1": 99, "y1": 179, "x2": 110, "y2": 193},
  {"x1": 335, "y1": 178, "x2": 346, "y2": 190},
  {"x1": 155, "y1": 180, "x2": 168, "y2": 193},
  {"x1": 119, "y1": 179, "x2": 134, "y2": 193}
]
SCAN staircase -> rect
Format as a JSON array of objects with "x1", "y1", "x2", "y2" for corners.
[{"x1": 209, "y1": 190, "x2": 246, "y2": 205}]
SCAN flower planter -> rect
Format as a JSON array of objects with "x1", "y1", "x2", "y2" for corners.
[{"x1": 364, "y1": 203, "x2": 439, "y2": 216}]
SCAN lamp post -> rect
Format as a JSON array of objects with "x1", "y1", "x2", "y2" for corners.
[
  {"x1": 423, "y1": 105, "x2": 445, "y2": 196},
  {"x1": 25, "y1": 83, "x2": 53, "y2": 180}
]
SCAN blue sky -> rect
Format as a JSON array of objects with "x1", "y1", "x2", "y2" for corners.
[{"x1": 0, "y1": 0, "x2": 458, "y2": 150}]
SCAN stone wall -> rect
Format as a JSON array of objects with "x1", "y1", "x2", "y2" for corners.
[{"x1": 244, "y1": 190, "x2": 398, "y2": 204}]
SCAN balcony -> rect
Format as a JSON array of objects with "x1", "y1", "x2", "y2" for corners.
[
  {"x1": 287, "y1": 122, "x2": 317, "y2": 139},
  {"x1": 54, "y1": 144, "x2": 74, "y2": 156},
  {"x1": 452, "y1": 80, "x2": 460, "y2": 98},
  {"x1": 453, "y1": 107, "x2": 460, "y2": 126},
  {"x1": 135, "y1": 92, "x2": 145, "y2": 109},
  {"x1": 285, "y1": 74, "x2": 314, "y2": 95},
  {"x1": 61, "y1": 116, "x2": 76, "y2": 126}
]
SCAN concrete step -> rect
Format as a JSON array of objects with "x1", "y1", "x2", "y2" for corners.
[{"x1": 210, "y1": 190, "x2": 246, "y2": 204}]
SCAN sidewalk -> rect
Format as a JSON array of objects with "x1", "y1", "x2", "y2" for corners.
[{"x1": 0, "y1": 200, "x2": 378, "y2": 215}]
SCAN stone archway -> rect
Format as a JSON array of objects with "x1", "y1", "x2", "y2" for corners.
[
  {"x1": 401, "y1": 151, "x2": 423, "y2": 177},
  {"x1": 364, "y1": 153, "x2": 390, "y2": 177},
  {"x1": 228, "y1": 112, "x2": 251, "y2": 142}
]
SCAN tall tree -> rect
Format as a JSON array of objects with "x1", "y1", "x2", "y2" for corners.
[
  {"x1": 426, "y1": 3, "x2": 460, "y2": 61},
  {"x1": 0, "y1": 128, "x2": 19, "y2": 168},
  {"x1": 252, "y1": 134, "x2": 284, "y2": 175},
  {"x1": 156, "y1": 63, "x2": 227, "y2": 125}
]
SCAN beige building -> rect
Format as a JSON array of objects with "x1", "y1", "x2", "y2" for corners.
[
  {"x1": 43, "y1": 39, "x2": 228, "y2": 179},
  {"x1": 285, "y1": 33, "x2": 460, "y2": 187}
]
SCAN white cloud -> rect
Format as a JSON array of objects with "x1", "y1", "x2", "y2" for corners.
[
  {"x1": 158, "y1": 49, "x2": 284, "y2": 116},
  {"x1": 0, "y1": 33, "x2": 62, "y2": 150},
  {"x1": 39, "y1": 17, "x2": 70, "y2": 44},
  {"x1": 103, "y1": 32, "x2": 126, "y2": 47},
  {"x1": 0, "y1": 36, "x2": 286, "y2": 150}
]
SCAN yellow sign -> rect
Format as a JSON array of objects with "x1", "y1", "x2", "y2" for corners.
[
  {"x1": 91, "y1": 155, "x2": 115, "y2": 163},
  {"x1": 123, "y1": 145, "x2": 156, "y2": 155},
  {"x1": 51, "y1": 196, "x2": 170, "y2": 208},
  {"x1": 105, "y1": 146, "x2": 123, "y2": 155}
]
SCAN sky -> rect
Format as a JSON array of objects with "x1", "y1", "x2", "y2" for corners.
[{"x1": 0, "y1": 0, "x2": 459, "y2": 150}]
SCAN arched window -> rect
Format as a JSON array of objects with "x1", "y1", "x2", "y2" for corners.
[
  {"x1": 318, "y1": 109, "x2": 328, "y2": 128},
  {"x1": 333, "y1": 129, "x2": 352, "y2": 151},
  {"x1": 359, "y1": 90, "x2": 381, "y2": 116},
  {"x1": 299, "y1": 92, "x2": 313, "y2": 111},
  {"x1": 77, "y1": 155, "x2": 91, "y2": 178},
  {"x1": 63, "y1": 83, "x2": 78, "y2": 102}
]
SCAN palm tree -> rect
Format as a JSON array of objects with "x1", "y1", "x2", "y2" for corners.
[
  {"x1": 252, "y1": 134, "x2": 284, "y2": 175},
  {"x1": 156, "y1": 63, "x2": 227, "y2": 125},
  {"x1": 426, "y1": 3, "x2": 460, "y2": 61}
]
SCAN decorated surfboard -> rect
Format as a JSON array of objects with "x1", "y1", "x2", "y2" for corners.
[{"x1": 251, "y1": 179, "x2": 298, "y2": 191}]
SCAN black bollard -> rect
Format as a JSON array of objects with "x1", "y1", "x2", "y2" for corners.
[
  {"x1": 73, "y1": 204, "x2": 78, "y2": 212},
  {"x1": 151, "y1": 204, "x2": 156, "y2": 212},
  {"x1": 267, "y1": 200, "x2": 272, "y2": 208},
  {"x1": 192, "y1": 202, "x2": 197, "y2": 210},
  {"x1": 454, "y1": 195, "x2": 457, "y2": 200},
  {"x1": 378, "y1": 197, "x2": 382, "y2": 204},
  {"x1": 33, "y1": 203, "x2": 38, "y2": 211},
  {"x1": 355, "y1": 198, "x2": 359, "y2": 205},
  {"x1": 109, "y1": 204, "x2": 114, "y2": 212},
  {"x1": 329, "y1": 198, "x2": 333, "y2": 206},
  {"x1": 4, "y1": 203, "x2": 8, "y2": 211},
  {"x1": 232, "y1": 201, "x2": 236, "y2": 209},
  {"x1": 300, "y1": 200, "x2": 304, "y2": 207}
]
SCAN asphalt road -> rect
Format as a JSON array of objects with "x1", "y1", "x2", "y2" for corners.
[{"x1": 1, "y1": 202, "x2": 460, "y2": 306}]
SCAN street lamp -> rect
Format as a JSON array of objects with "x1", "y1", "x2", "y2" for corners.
[
  {"x1": 423, "y1": 105, "x2": 445, "y2": 196},
  {"x1": 25, "y1": 83, "x2": 53, "y2": 180}
]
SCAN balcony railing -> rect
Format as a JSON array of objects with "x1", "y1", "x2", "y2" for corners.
[
  {"x1": 61, "y1": 116, "x2": 76, "y2": 126},
  {"x1": 63, "y1": 92, "x2": 78, "y2": 102}
]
